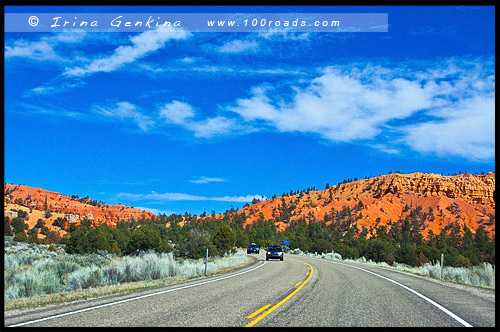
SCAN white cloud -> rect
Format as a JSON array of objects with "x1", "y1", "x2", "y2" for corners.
[
  {"x1": 116, "y1": 191, "x2": 266, "y2": 203},
  {"x1": 64, "y1": 26, "x2": 190, "y2": 77},
  {"x1": 369, "y1": 144, "x2": 400, "y2": 155},
  {"x1": 258, "y1": 30, "x2": 310, "y2": 41},
  {"x1": 217, "y1": 39, "x2": 259, "y2": 53},
  {"x1": 190, "y1": 176, "x2": 226, "y2": 184},
  {"x1": 5, "y1": 32, "x2": 87, "y2": 61},
  {"x1": 158, "y1": 101, "x2": 242, "y2": 138},
  {"x1": 27, "y1": 79, "x2": 86, "y2": 96},
  {"x1": 179, "y1": 56, "x2": 197, "y2": 63},
  {"x1": 20, "y1": 103, "x2": 87, "y2": 119},
  {"x1": 94, "y1": 102, "x2": 155, "y2": 131},
  {"x1": 135, "y1": 206, "x2": 176, "y2": 216},
  {"x1": 5, "y1": 39, "x2": 60, "y2": 61},
  {"x1": 187, "y1": 116, "x2": 239, "y2": 138},
  {"x1": 222, "y1": 59, "x2": 494, "y2": 160},
  {"x1": 159, "y1": 101, "x2": 195, "y2": 124},
  {"x1": 402, "y1": 96, "x2": 495, "y2": 161},
  {"x1": 225, "y1": 67, "x2": 436, "y2": 142}
]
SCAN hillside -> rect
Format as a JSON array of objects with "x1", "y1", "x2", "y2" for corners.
[
  {"x1": 4, "y1": 184, "x2": 155, "y2": 236},
  {"x1": 4, "y1": 172, "x2": 495, "y2": 241},
  {"x1": 231, "y1": 172, "x2": 495, "y2": 238}
]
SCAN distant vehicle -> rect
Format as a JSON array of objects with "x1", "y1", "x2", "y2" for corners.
[
  {"x1": 266, "y1": 245, "x2": 283, "y2": 261},
  {"x1": 247, "y1": 244, "x2": 260, "y2": 254}
]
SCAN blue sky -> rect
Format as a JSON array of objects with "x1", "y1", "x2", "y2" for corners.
[{"x1": 4, "y1": 6, "x2": 495, "y2": 216}]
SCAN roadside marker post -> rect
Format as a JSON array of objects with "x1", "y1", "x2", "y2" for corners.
[
  {"x1": 440, "y1": 253, "x2": 444, "y2": 280},
  {"x1": 205, "y1": 248, "x2": 209, "y2": 276}
]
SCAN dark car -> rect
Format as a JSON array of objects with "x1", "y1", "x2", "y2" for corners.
[
  {"x1": 266, "y1": 245, "x2": 283, "y2": 261},
  {"x1": 247, "y1": 244, "x2": 260, "y2": 254}
]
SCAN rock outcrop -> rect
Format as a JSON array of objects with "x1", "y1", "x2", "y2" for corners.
[
  {"x1": 233, "y1": 172, "x2": 495, "y2": 238},
  {"x1": 4, "y1": 184, "x2": 155, "y2": 233}
]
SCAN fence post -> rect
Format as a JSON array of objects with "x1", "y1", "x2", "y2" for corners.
[
  {"x1": 440, "y1": 253, "x2": 444, "y2": 280},
  {"x1": 204, "y1": 248, "x2": 208, "y2": 276}
]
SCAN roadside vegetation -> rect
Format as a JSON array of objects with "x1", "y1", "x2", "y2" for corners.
[
  {"x1": 4, "y1": 200, "x2": 495, "y2": 307},
  {"x1": 5, "y1": 191, "x2": 495, "y2": 270},
  {"x1": 4, "y1": 237, "x2": 251, "y2": 310},
  {"x1": 289, "y1": 248, "x2": 495, "y2": 289}
]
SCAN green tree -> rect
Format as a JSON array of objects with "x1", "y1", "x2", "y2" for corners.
[
  {"x1": 174, "y1": 229, "x2": 217, "y2": 259},
  {"x1": 363, "y1": 238, "x2": 395, "y2": 263},
  {"x1": 4, "y1": 218, "x2": 13, "y2": 236},
  {"x1": 27, "y1": 227, "x2": 39, "y2": 244},
  {"x1": 11, "y1": 217, "x2": 28, "y2": 234},
  {"x1": 45, "y1": 230, "x2": 61, "y2": 243},
  {"x1": 213, "y1": 225, "x2": 236, "y2": 256},
  {"x1": 53, "y1": 217, "x2": 66, "y2": 230},
  {"x1": 35, "y1": 218, "x2": 46, "y2": 228},
  {"x1": 127, "y1": 228, "x2": 170, "y2": 254},
  {"x1": 474, "y1": 227, "x2": 493, "y2": 264},
  {"x1": 309, "y1": 238, "x2": 333, "y2": 254},
  {"x1": 65, "y1": 225, "x2": 115, "y2": 254},
  {"x1": 397, "y1": 243, "x2": 417, "y2": 266}
]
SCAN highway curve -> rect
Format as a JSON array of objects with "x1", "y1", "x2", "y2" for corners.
[{"x1": 4, "y1": 251, "x2": 495, "y2": 327}]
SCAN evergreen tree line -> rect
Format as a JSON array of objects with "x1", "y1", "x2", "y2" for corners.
[{"x1": 4, "y1": 205, "x2": 495, "y2": 267}]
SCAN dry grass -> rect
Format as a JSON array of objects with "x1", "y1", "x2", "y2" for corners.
[{"x1": 5, "y1": 255, "x2": 257, "y2": 312}]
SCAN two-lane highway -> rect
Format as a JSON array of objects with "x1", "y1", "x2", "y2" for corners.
[{"x1": 4, "y1": 251, "x2": 495, "y2": 327}]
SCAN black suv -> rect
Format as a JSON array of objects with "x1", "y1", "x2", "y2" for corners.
[
  {"x1": 266, "y1": 245, "x2": 283, "y2": 261},
  {"x1": 247, "y1": 244, "x2": 260, "y2": 254}
]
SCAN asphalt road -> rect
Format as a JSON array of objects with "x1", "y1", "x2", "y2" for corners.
[{"x1": 4, "y1": 252, "x2": 495, "y2": 327}]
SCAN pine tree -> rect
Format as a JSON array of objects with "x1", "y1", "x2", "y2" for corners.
[{"x1": 213, "y1": 225, "x2": 236, "y2": 256}]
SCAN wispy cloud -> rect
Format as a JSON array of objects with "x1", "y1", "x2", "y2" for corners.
[
  {"x1": 63, "y1": 26, "x2": 191, "y2": 77},
  {"x1": 20, "y1": 103, "x2": 87, "y2": 119},
  {"x1": 222, "y1": 58, "x2": 494, "y2": 161},
  {"x1": 190, "y1": 176, "x2": 226, "y2": 184},
  {"x1": 179, "y1": 56, "x2": 198, "y2": 63},
  {"x1": 258, "y1": 30, "x2": 310, "y2": 41},
  {"x1": 138, "y1": 62, "x2": 311, "y2": 76},
  {"x1": 158, "y1": 100, "x2": 244, "y2": 138},
  {"x1": 402, "y1": 95, "x2": 494, "y2": 161},
  {"x1": 115, "y1": 191, "x2": 266, "y2": 203},
  {"x1": 93, "y1": 102, "x2": 155, "y2": 131},
  {"x1": 26, "y1": 78, "x2": 86, "y2": 96},
  {"x1": 20, "y1": 53, "x2": 494, "y2": 162},
  {"x1": 368, "y1": 144, "x2": 400, "y2": 155},
  {"x1": 217, "y1": 39, "x2": 259, "y2": 53},
  {"x1": 225, "y1": 66, "x2": 436, "y2": 142},
  {"x1": 5, "y1": 31, "x2": 87, "y2": 61},
  {"x1": 135, "y1": 206, "x2": 176, "y2": 216},
  {"x1": 409, "y1": 25, "x2": 457, "y2": 35},
  {"x1": 187, "y1": 116, "x2": 240, "y2": 138}
]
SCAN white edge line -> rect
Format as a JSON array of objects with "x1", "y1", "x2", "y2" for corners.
[
  {"x1": 7, "y1": 260, "x2": 266, "y2": 327},
  {"x1": 301, "y1": 256, "x2": 473, "y2": 327}
]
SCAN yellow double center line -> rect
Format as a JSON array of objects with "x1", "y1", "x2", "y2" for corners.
[{"x1": 245, "y1": 258, "x2": 313, "y2": 327}]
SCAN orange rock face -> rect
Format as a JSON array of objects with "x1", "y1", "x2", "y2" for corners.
[
  {"x1": 4, "y1": 184, "x2": 155, "y2": 232},
  {"x1": 4, "y1": 172, "x2": 495, "y2": 241},
  {"x1": 235, "y1": 172, "x2": 495, "y2": 238}
]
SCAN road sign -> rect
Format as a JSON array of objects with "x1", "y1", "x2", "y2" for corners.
[{"x1": 283, "y1": 240, "x2": 290, "y2": 245}]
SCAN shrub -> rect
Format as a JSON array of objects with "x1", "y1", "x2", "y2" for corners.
[
  {"x1": 4, "y1": 240, "x2": 251, "y2": 301},
  {"x1": 52, "y1": 260, "x2": 80, "y2": 279},
  {"x1": 324, "y1": 252, "x2": 342, "y2": 260},
  {"x1": 102, "y1": 266, "x2": 124, "y2": 285},
  {"x1": 65, "y1": 266, "x2": 104, "y2": 291},
  {"x1": 14, "y1": 269, "x2": 63, "y2": 298},
  {"x1": 14, "y1": 232, "x2": 29, "y2": 242}
]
